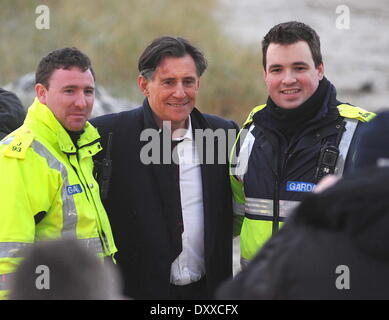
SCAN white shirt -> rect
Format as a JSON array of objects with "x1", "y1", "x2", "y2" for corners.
[{"x1": 170, "y1": 116, "x2": 205, "y2": 285}]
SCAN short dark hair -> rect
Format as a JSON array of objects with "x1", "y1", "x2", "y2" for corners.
[
  {"x1": 138, "y1": 36, "x2": 207, "y2": 79},
  {"x1": 262, "y1": 21, "x2": 322, "y2": 69},
  {"x1": 35, "y1": 47, "x2": 95, "y2": 88}
]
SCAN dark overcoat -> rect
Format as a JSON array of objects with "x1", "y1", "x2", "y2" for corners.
[{"x1": 91, "y1": 99, "x2": 237, "y2": 299}]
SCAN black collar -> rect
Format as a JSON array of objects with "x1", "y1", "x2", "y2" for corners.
[{"x1": 266, "y1": 77, "x2": 330, "y2": 137}]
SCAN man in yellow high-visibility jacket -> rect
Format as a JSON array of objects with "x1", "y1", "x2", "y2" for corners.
[{"x1": 0, "y1": 48, "x2": 117, "y2": 299}]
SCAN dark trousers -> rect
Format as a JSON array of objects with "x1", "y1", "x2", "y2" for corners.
[{"x1": 169, "y1": 277, "x2": 209, "y2": 300}]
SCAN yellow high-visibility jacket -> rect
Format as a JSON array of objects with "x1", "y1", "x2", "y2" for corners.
[{"x1": 0, "y1": 98, "x2": 117, "y2": 299}]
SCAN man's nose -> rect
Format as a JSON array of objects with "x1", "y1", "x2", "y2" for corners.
[
  {"x1": 75, "y1": 92, "x2": 88, "y2": 108},
  {"x1": 282, "y1": 70, "x2": 297, "y2": 85},
  {"x1": 172, "y1": 83, "x2": 186, "y2": 98}
]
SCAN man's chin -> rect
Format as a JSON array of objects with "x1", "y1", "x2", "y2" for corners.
[
  {"x1": 169, "y1": 110, "x2": 192, "y2": 123},
  {"x1": 65, "y1": 122, "x2": 86, "y2": 132},
  {"x1": 278, "y1": 100, "x2": 302, "y2": 110}
]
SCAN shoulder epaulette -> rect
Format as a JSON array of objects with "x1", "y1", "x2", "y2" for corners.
[
  {"x1": 337, "y1": 104, "x2": 376, "y2": 122},
  {"x1": 242, "y1": 103, "x2": 375, "y2": 128},
  {"x1": 242, "y1": 104, "x2": 267, "y2": 127},
  {"x1": 3, "y1": 128, "x2": 34, "y2": 159}
]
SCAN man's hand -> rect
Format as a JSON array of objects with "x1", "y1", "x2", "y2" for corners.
[{"x1": 314, "y1": 174, "x2": 340, "y2": 193}]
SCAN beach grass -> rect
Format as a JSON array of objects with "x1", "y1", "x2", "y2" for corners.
[{"x1": 0, "y1": 0, "x2": 267, "y2": 124}]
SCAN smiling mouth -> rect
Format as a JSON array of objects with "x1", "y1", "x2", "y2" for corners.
[
  {"x1": 70, "y1": 114, "x2": 87, "y2": 118},
  {"x1": 281, "y1": 89, "x2": 300, "y2": 94},
  {"x1": 167, "y1": 102, "x2": 189, "y2": 107}
]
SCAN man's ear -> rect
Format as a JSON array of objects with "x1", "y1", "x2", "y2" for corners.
[
  {"x1": 262, "y1": 67, "x2": 267, "y2": 80},
  {"x1": 35, "y1": 83, "x2": 47, "y2": 104},
  {"x1": 137, "y1": 75, "x2": 149, "y2": 97},
  {"x1": 196, "y1": 78, "x2": 200, "y2": 91},
  {"x1": 317, "y1": 62, "x2": 325, "y2": 80}
]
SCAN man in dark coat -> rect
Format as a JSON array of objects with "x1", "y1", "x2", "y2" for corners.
[
  {"x1": 217, "y1": 167, "x2": 389, "y2": 299},
  {"x1": 0, "y1": 88, "x2": 26, "y2": 140},
  {"x1": 91, "y1": 36, "x2": 237, "y2": 299}
]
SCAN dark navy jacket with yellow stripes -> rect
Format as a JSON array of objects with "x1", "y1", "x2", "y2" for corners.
[{"x1": 231, "y1": 81, "x2": 375, "y2": 265}]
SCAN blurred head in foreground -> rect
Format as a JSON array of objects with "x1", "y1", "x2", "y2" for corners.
[
  {"x1": 9, "y1": 239, "x2": 123, "y2": 300},
  {"x1": 218, "y1": 167, "x2": 389, "y2": 299},
  {"x1": 352, "y1": 111, "x2": 389, "y2": 171}
]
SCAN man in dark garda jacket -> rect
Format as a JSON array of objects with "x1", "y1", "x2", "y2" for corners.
[
  {"x1": 229, "y1": 21, "x2": 375, "y2": 269},
  {"x1": 91, "y1": 36, "x2": 238, "y2": 300},
  {"x1": 218, "y1": 112, "x2": 389, "y2": 299}
]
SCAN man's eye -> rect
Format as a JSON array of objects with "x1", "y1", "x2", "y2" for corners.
[
  {"x1": 64, "y1": 89, "x2": 74, "y2": 94},
  {"x1": 163, "y1": 80, "x2": 174, "y2": 86},
  {"x1": 270, "y1": 68, "x2": 281, "y2": 73},
  {"x1": 184, "y1": 79, "x2": 196, "y2": 86},
  {"x1": 295, "y1": 66, "x2": 306, "y2": 71},
  {"x1": 85, "y1": 90, "x2": 94, "y2": 95}
]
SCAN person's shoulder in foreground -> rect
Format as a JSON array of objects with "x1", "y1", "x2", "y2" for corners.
[
  {"x1": 0, "y1": 88, "x2": 26, "y2": 140},
  {"x1": 219, "y1": 166, "x2": 389, "y2": 300},
  {"x1": 349, "y1": 110, "x2": 389, "y2": 173}
]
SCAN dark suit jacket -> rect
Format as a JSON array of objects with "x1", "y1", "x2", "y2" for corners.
[{"x1": 91, "y1": 99, "x2": 238, "y2": 299}]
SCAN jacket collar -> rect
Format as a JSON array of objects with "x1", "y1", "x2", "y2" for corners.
[
  {"x1": 25, "y1": 98, "x2": 100, "y2": 153},
  {"x1": 253, "y1": 78, "x2": 341, "y2": 137},
  {"x1": 142, "y1": 98, "x2": 160, "y2": 131}
]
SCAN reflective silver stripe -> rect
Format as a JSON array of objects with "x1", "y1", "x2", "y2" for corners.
[
  {"x1": 240, "y1": 257, "x2": 250, "y2": 269},
  {"x1": 0, "y1": 242, "x2": 33, "y2": 258},
  {"x1": 0, "y1": 238, "x2": 103, "y2": 259},
  {"x1": 0, "y1": 136, "x2": 13, "y2": 145},
  {"x1": 78, "y1": 237, "x2": 104, "y2": 254},
  {"x1": 0, "y1": 273, "x2": 15, "y2": 291},
  {"x1": 31, "y1": 140, "x2": 78, "y2": 239},
  {"x1": 279, "y1": 200, "x2": 301, "y2": 218},
  {"x1": 0, "y1": 242, "x2": 32, "y2": 292},
  {"x1": 101, "y1": 234, "x2": 110, "y2": 253},
  {"x1": 245, "y1": 198, "x2": 300, "y2": 218},
  {"x1": 233, "y1": 200, "x2": 245, "y2": 216},
  {"x1": 35, "y1": 238, "x2": 104, "y2": 255},
  {"x1": 377, "y1": 158, "x2": 389, "y2": 167},
  {"x1": 233, "y1": 124, "x2": 256, "y2": 179},
  {"x1": 246, "y1": 197, "x2": 273, "y2": 216},
  {"x1": 335, "y1": 118, "x2": 358, "y2": 176}
]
